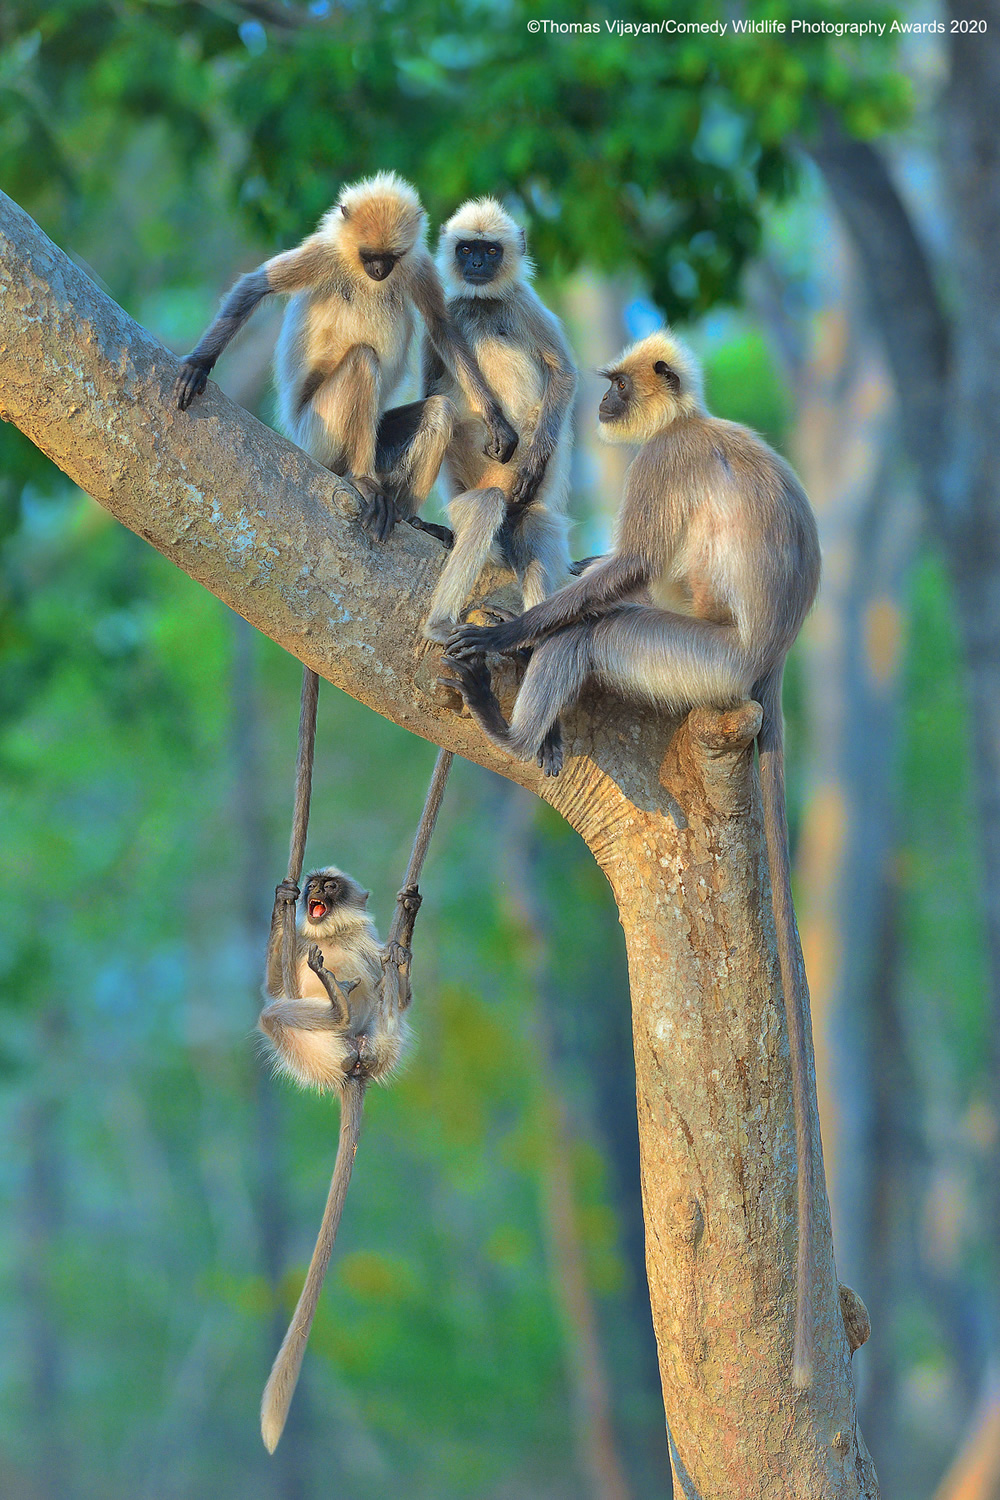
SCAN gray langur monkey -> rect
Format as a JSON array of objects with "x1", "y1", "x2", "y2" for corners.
[
  {"x1": 174, "y1": 172, "x2": 518, "y2": 542},
  {"x1": 442, "y1": 329, "x2": 822, "y2": 1388},
  {"x1": 257, "y1": 865, "x2": 420, "y2": 1451},
  {"x1": 421, "y1": 198, "x2": 577, "y2": 642}
]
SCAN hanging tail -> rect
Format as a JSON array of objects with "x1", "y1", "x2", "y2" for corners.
[
  {"x1": 260, "y1": 1077, "x2": 366, "y2": 1452},
  {"x1": 757, "y1": 664, "x2": 815, "y2": 1388}
]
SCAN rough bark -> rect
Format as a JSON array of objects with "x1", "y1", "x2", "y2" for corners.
[{"x1": 0, "y1": 191, "x2": 876, "y2": 1498}]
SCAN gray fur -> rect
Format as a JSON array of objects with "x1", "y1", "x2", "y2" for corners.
[
  {"x1": 422, "y1": 205, "x2": 576, "y2": 639},
  {"x1": 174, "y1": 178, "x2": 515, "y2": 539},
  {"x1": 443, "y1": 328, "x2": 823, "y2": 1389}
]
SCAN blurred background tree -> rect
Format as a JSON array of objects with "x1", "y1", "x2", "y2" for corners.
[{"x1": 0, "y1": 2, "x2": 994, "y2": 1496}]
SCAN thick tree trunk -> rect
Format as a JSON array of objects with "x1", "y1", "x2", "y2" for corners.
[{"x1": 0, "y1": 191, "x2": 876, "y2": 1497}]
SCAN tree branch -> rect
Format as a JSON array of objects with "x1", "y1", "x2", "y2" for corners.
[{"x1": 0, "y1": 189, "x2": 670, "y2": 856}]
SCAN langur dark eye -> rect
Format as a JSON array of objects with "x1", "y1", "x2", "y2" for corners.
[
  {"x1": 488, "y1": 246, "x2": 497, "y2": 255},
  {"x1": 617, "y1": 379, "x2": 626, "y2": 391},
  {"x1": 460, "y1": 245, "x2": 470, "y2": 255}
]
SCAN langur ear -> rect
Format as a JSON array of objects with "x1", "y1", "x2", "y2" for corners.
[
  {"x1": 654, "y1": 361, "x2": 681, "y2": 394},
  {"x1": 340, "y1": 203, "x2": 350, "y2": 219},
  {"x1": 518, "y1": 228, "x2": 527, "y2": 255}
]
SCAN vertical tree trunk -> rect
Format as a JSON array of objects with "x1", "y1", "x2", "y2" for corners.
[{"x1": 546, "y1": 708, "x2": 877, "y2": 1499}]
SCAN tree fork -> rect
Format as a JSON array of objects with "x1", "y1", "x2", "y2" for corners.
[{"x1": 0, "y1": 191, "x2": 877, "y2": 1498}]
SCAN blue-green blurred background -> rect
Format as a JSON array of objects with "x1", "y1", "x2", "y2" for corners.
[{"x1": 0, "y1": 3, "x2": 994, "y2": 1496}]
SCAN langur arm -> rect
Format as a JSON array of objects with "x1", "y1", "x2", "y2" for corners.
[
  {"x1": 381, "y1": 884, "x2": 423, "y2": 1011},
  {"x1": 174, "y1": 237, "x2": 332, "y2": 410},
  {"x1": 445, "y1": 550, "x2": 649, "y2": 658},
  {"x1": 510, "y1": 323, "x2": 577, "y2": 508},
  {"x1": 410, "y1": 253, "x2": 518, "y2": 463},
  {"x1": 420, "y1": 335, "x2": 449, "y2": 400},
  {"x1": 265, "y1": 879, "x2": 300, "y2": 997},
  {"x1": 306, "y1": 944, "x2": 359, "y2": 1027}
]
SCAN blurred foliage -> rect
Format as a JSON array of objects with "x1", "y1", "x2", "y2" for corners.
[{"x1": 1, "y1": 0, "x2": 908, "y2": 325}]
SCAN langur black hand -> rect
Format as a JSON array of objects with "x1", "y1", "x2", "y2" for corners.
[
  {"x1": 483, "y1": 405, "x2": 519, "y2": 465},
  {"x1": 509, "y1": 448, "x2": 549, "y2": 507},
  {"x1": 275, "y1": 879, "x2": 300, "y2": 906},
  {"x1": 175, "y1": 358, "x2": 212, "y2": 411},
  {"x1": 445, "y1": 616, "x2": 526, "y2": 660},
  {"x1": 396, "y1": 884, "x2": 422, "y2": 916},
  {"x1": 354, "y1": 477, "x2": 396, "y2": 543}
]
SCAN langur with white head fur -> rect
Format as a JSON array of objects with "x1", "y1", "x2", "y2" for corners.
[
  {"x1": 175, "y1": 173, "x2": 517, "y2": 541},
  {"x1": 257, "y1": 866, "x2": 414, "y2": 1452},
  {"x1": 443, "y1": 329, "x2": 822, "y2": 1389},
  {"x1": 421, "y1": 198, "x2": 577, "y2": 641}
]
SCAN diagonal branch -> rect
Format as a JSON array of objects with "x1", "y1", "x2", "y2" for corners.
[{"x1": 0, "y1": 188, "x2": 658, "y2": 853}]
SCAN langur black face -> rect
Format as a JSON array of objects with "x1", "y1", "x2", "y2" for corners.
[
  {"x1": 455, "y1": 239, "x2": 504, "y2": 285},
  {"x1": 599, "y1": 371, "x2": 633, "y2": 425},
  {"x1": 359, "y1": 250, "x2": 400, "y2": 282},
  {"x1": 302, "y1": 871, "x2": 368, "y2": 925}
]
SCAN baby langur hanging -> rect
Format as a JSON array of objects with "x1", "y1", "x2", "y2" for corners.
[{"x1": 256, "y1": 666, "x2": 452, "y2": 1453}]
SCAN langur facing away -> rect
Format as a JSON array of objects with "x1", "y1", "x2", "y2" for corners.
[
  {"x1": 422, "y1": 198, "x2": 576, "y2": 641},
  {"x1": 442, "y1": 329, "x2": 822, "y2": 1388},
  {"x1": 174, "y1": 173, "x2": 517, "y2": 541}
]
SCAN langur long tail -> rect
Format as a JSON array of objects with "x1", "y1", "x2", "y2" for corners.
[
  {"x1": 757, "y1": 664, "x2": 815, "y2": 1389},
  {"x1": 260, "y1": 1077, "x2": 367, "y2": 1452}
]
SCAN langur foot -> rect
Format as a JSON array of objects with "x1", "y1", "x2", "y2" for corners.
[
  {"x1": 408, "y1": 517, "x2": 455, "y2": 549},
  {"x1": 423, "y1": 615, "x2": 456, "y2": 645},
  {"x1": 353, "y1": 477, "x2": 396, "y2": 543},
  {"x1": 437, "y1": 655, "x2": 495, "y2": 718},
  {"x1": 537, "y1": 722, "x2": 564, "y2": 777},
  {"x1": 385, "y1": 940, "x2": 411, "y2": 973}
]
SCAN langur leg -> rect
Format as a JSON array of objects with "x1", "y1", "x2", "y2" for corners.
[
  {"x1": 259, "y1": 996, "x2": 348, "y2": 1039},
  {"x1": 294, "y1": 346, "x2": 390, "y2": 541},
  {"x1": 501, "y1": 505, "x2": 571, "y2": 609},
  {"x1": 376, "y1": 397, "x2": 456, "y2": 522},
  {"x1": 587, "y1": 606, "x2": 750, "y2": 709},
  {"x1": 423, "y1": 486, "x2": 507, "y2": 643},
  {"x1": 265, "y1": 879, "x2": 301, "y2": 998}
]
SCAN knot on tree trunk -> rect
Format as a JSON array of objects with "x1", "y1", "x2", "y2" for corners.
[{"x1": 661, "y1": 701, "x2": 762, "y2": 820}]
